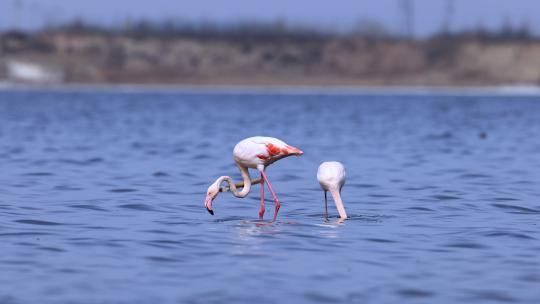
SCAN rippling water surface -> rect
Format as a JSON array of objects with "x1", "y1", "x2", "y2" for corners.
[{"x1": 1, "y1": 88, "x2": 539, "y2": 303}]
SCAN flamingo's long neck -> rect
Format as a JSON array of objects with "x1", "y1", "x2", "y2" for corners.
[
  {"x1": 330, "y1": 188, "x2": 347, "y2": 219},
  {"x1": 216, "y1": 164, "x2": 252, "y2": 198}
]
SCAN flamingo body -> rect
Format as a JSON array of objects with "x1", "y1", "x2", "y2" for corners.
[
  {"x1": 205, "y1": 136, "x2": 303, "y2": 221},
  {"x1": 317, "y1": 161, "x2": 347, "y2": 220},
  {"x1": 234, "y1": 136, "x2": 303, "y2": 169}
]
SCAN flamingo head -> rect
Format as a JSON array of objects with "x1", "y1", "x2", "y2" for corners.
[{"x1": 204, "y1": 181, "x2": 220, "y2": 215}]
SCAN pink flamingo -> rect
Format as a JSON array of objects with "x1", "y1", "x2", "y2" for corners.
[{"x1": 204, "y1": 136, "x2": 303, "y2": 221}]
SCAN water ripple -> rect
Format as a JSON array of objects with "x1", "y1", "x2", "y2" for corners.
[
  {"x1": 118, "y1": 203, "x2": 157, "y2": 211},
  {"x1": 483, "y1": 231, "x2": 535, "y2": 240},
  {"x1": 15, "y1": 219, "x2": 64, "y2": 226},
  {"x1": 57, "y1": 157, "x2": 104, "y2": 166},
  {"x1": 492, "y1": 203, "x2": 540, "y2": 214},
  {"x1": 464, "y1": 290, "x2": 519, "y2": 303},
  {"x1": 109, "y1": 188, "x2": 139, "y2": 193},
  {"x1": 444, "y1": 242, "x2": 488, "y2": 249},
  {"x1": 22, "y1": 172, "x2": 54, "y2": 176},
  {"x1": 69, "y1": 204, "x2": 108, "y2": 212},
  {"x1": 396, "y1": 288, "x2": 435, "y2": 298}
]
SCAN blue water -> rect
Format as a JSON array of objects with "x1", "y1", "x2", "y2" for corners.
[{"x1": 1, "y1": 88, "x2": 539, "y2": 303}]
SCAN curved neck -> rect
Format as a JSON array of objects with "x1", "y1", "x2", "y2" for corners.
[
  {"x1": 217, "y1": 165, "x2": 252, "y2": 198},
  {"x1": 330, "y1": 188, "x2": 347, "y2": 219}
]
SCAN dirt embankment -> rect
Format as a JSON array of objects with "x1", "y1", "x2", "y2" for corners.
[{"x1": 1, "y1": 32, "x2": 540, "y2": 86}]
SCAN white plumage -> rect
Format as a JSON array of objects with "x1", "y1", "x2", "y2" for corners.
[{"x1": 317, "y1": 161, "x2": 348, "y2": 220}]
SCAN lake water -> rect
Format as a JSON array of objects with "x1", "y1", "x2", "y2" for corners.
[{"x1": 1, "y1": 88, "x2": 539, "y2": 304}]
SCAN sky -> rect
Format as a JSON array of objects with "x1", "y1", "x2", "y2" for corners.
[{"x1": 0, "y1": 0, "x2": 539, "y2": 37}]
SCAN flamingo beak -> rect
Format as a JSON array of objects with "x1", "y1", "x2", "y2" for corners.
[
  {"x1": 204, "y1": 195, "x2": 214, "y2": 215},
  {"x1": 287, "y1": 146, "x2": 304, "y2": 156}
]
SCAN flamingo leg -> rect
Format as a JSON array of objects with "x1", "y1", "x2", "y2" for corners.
[
  {"x1": 259, "y1": 172, "x2": 265, "y2": 220},
  {"x1": 324, "y1": 191, "x2": 328, "y2": 220},
  {"x1": 260, "y1": 170, "x2": 280, "y2": 222}
]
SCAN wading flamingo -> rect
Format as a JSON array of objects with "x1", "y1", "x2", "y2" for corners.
[
  {"x1": 317, "y1": 161, "x2": 347, "y2": 220},
  {"x1": 204, "y1": 136, "x2": 303, "y2": 221}
]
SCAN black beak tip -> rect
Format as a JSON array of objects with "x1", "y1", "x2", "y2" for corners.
[{"x1": 206, "y1": 208, "x2": 214, "y2": 215}]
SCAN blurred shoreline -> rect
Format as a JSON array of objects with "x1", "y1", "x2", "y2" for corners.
[
  {"x1": 1, "y1": 22, "x2": 540, "y2": 87},
  {"x1": 2, "y1": 82, "x2": 540, "y2": 97}
]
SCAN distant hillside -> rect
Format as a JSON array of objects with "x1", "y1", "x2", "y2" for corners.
[{"x1": 1, "y1": 29, "x2": 540, "y2": 86}]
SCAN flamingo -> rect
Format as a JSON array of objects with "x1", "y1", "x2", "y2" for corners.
[
  {"x1": 204, "y1": 136, "x2": 303, "y2": 221},
  {"x1": 317, "y1": 161, "x2": 347, "y2": 220}
]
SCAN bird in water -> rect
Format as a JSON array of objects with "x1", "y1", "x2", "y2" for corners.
[
  {"x1": 317, "y1": 161, "x2": 347, "y2": 220},
  {"x1": 204, "y1": 136, "x2": 303, "y2": 221}
]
